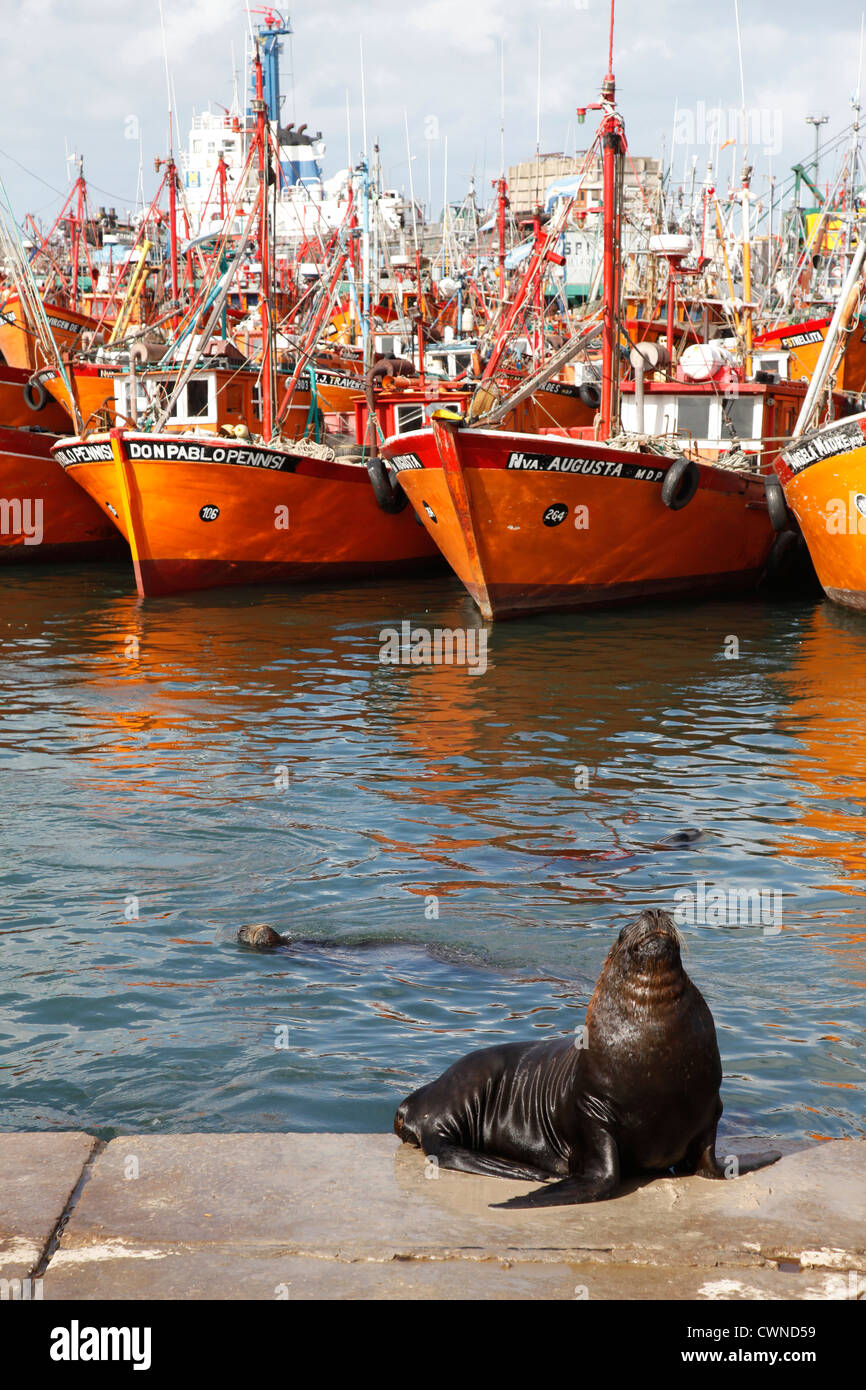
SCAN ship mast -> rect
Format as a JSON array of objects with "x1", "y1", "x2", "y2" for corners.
[
  {"x1": 598, "y1": 0, "x2": 625, "y2": 437},
  {"x1": 252, "y1": 41, "x2": 275, "y2": 440},
  {"x1": 69, "y1": 155, "x2": 85, "y2": 313},
  {"x1": 157, "y1": 0, "x2": 180, "y2": 328}
]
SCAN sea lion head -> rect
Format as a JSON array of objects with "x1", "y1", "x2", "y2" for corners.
[
  {"x1": 587, "y1": 909, "x2": 691, "y2": 1031},
  {"x1": 613, "y1": 908, "x2": 684, "y2": 971},
  {"x1": 237, "y1": 923, "x2": 285, "y2": 949}
]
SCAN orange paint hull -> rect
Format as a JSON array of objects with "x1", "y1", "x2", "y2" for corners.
[
  {"x1": 44, "y1": 362, "x2": 317, "y2": 439},
  {"x1": 775, "y1": 414, "x2": 866, "y2": 609},
  {"x1": 0, "y1": 425, "x2": 125, "y2": 562},
  {"x1": 309, "y1": 365, "x2": 366, "y2": 415},
  {"x1": 754, "y1": 316, "x2": 866, "y2": 393},
  {"x1": 41, "y1": 363, "x2": 117, "y2": 430},
  {"x1": 0, "y1": 363, "x2": 72, "y2": 431},
  {"x1": 518, "y1": 384, "x2": 594, "y2": 432},
  {"x1": 53, "y1": 430, "x2": 441, "y2": 597},
  {"x1": 0, "y1": 296, "x2": 100, "y2": 372},
  {"x1": 382, "y1": 421, "x2": 776, "y2": 620}
]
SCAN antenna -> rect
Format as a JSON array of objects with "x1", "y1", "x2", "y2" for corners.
[
  {"x1": 231, "y1": 41, "x2": 240, "y2": 116},
  {"x1": 535, "y1": 29, "x2": 542, "y2": 155},
  {"x1": 360, "y1": 37, "x2": 368, "y2": 159},
  {"x1": 535, "y1": 28, "x2": 542, "y2": 209},
  {"x1": 733, "y1": 0, "x2": 747, "y2": 163},
  {"x1": 346, "y1": 88, "x2": 352, "y2": 169},
  {"x1": 404, "y1": 109, "x2": 419, "y2": 253},
  {"x1": 607, "y1": 0, "x2": 615, "y2": 77},
  {"x1": 668, "y1": 98, "x2": 678, "y2": 187},
  {"x1": 171, "y1": 74, "x2": 182, "y2": 156},
  {"x1": 157, "y1": 0, "x2": 173, "y2": 157},
  {"x1": 499, "y1": 37, "x2": 505, "y2": 178}
]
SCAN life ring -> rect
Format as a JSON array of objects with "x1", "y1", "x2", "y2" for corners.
[
  {"x1": 366, "y1": 454, "x2": 408, "y2": 514},
  {"x1": 579, "y1": 382, "x2": 601, "y2": 409},
  {"x1": 661, "y1": 456, "x2": 700, "y2": 510},
  {"x1": 764, "y1": 474, "x2": 789, "y2": 532},
  {"x1": 24, "y1": 377, "x2": 47, "y2": 411}
]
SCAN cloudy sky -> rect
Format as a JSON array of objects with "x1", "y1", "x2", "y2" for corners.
[{"x1": 1, "y1": 0, "x2": 863, "y2": 227}]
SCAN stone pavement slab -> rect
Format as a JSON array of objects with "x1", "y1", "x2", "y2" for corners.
[
  {"x1": 0, "y1": 1131, "x2": 97, "y2": 1282},
  {"x1": 36, "y1": 1132, "x2": 866, "y2": 1300}
]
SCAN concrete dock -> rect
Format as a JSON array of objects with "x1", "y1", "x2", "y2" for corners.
[{"x1": 1, "y1": 1133, "x2": 863, "y2": 1299}]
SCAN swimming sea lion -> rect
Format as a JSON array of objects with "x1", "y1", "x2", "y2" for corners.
[
  {"x1": 393, "y1": 909, "x2": 780, "y2": 1208},
  {"x1": 237, "y1": 924, "x2": 286, "y2": 949},
  {"x1": 524, "y1": 827, "x2": 705, "y2": 865}
]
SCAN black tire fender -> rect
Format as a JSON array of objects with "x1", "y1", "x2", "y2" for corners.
[
  {"x1": 661, "y1": 456, "x2": 700, "y2": 510},
  {"x1": 24, "y1": 377, "x2": 47, "y2": 411},
  {"x1": 761, "y1": 527, "x2": 799, "y2": 585},
  {"x1": 578, "y1": 381, "x2": 601, "y2": 410},
  {"x1": 366, "y1": 454, "x2": 408, "y2": 514},
  {"x1": 764, "y1": 474, "x2": 789, "y2": 533}
]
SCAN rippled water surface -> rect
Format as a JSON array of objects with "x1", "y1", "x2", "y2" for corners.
[{"x1": 1, "y1": 562, "x2": 864, "y2": 1146}]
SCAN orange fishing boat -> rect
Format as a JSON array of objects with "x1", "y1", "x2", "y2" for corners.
[
  {"x1": 51, "y1": 428, "x2": 438, "y2": 596},
  {"x1": 0, "y1": 425, "x2": 124, "y2": 562},
  {"x1": 775, "y1": 413, "x2": 866, "y2": 610},
  {"x1": 44, "y1": 359, "x2": 316, "y2": 439},
  {"x1": 753, "y1": 314, "x2": 866, "y2": 395},
  {"x1": 49, "y1": 47, "x2": 439, "y2": 599},
  {"x1": 0, "y1": 294, "x2": 100, "y2": 371},
  {"x1": 771, "y1": 240, "x2": 866, "y2": 610},
  {"x1": 382, "y1": 417, "x2": 774, "y2": 620},
  {"x1": 380, "y1": 39, "x2": 777, "y2": 622},
  {"x1": 0, "y1": 362, "x2": 72, "y2": 431}
]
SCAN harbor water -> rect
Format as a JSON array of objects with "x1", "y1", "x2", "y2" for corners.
[{"x1": 1, "y1": 563, "x2": 864, "y2": 1146}]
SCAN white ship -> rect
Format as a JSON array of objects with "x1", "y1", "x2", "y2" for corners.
[{"x1": 179, "y1": 12, "x2": 403, "y2": 247}]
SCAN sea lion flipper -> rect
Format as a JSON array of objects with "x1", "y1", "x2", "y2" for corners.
[
  {"x1": 694, "y1": 1142, "x2": 782, "y2": 1179},
  {"x1": 729, "y1": 1150, "x2": 782, "y2": 1174},
  {"x1": 492, "y1": 1132, "x2": 619, "y2": 1209},
  {"x1": 425, "y1": 1143, "x2": 555, "y2": 1184},
  {"x1": 491, "y1": 1171, "x2": 618, "y2": 1210}
]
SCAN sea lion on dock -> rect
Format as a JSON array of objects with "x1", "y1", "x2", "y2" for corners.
[{"x1": 393, "y1": 909, "x2": 780, "y2": 1208}]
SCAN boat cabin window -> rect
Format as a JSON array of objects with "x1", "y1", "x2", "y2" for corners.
[
  {"x1": 754, "y1": 353, "x2": 788, "y2": 380},
  {"x1": 187, "y1": 378, "x2": 209, "y2": 417},
  {"x1": 677, "y1": 397, "x2": 711, "y2": 441},
  {"x1": 395, "y1": 405, "x2": 425, "y2": 433},
  {"x1": 115, "y1": 379, "x2": 178, "y2": 421},
  {"x1": 620, "y1": 393, "x2": 763, "y2": 446},
  {"x1": 720, "y1": 396, "x2": 757, "y2": 442}
]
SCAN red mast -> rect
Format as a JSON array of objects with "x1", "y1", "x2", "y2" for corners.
[
  {"x1": 597, "y1": 4, "x2": 624, "y2": 438},
  {"x1": 154, "y1": 153, "x2": 181, "y2": 328},
  {"x1": 252, "y1": 43, "x2": 274, "y2": 439},
  {"x1": 532, "y1": 202, "x2": 544, "y2": 358},
  {"x1": 495, "y1": 175, "x2": 508, "y2": 312},
  {"x1": 167, "y1": 158, "x2": 179, "y2": 327},
  {"x1": 69, "y1": 160, "x2": 85, "y2": 312},
  {"x1": 217, "y1": 153, "x2": 228, "y2": 223}
]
